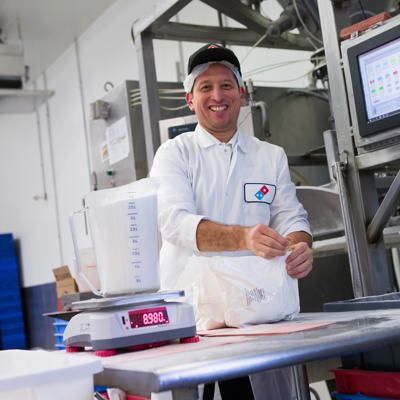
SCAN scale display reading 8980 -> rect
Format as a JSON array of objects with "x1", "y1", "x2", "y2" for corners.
[
  {"x1": 129, "y1": 307, "x2": 169, "y2": 328},
  {"x1": 62, "y1": 291, "x2": 196, "y2": 352}
]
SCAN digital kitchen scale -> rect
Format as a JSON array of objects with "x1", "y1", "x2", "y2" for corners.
[{"x1": 63, "y1": 290, "x2": 197, "y2": 355}]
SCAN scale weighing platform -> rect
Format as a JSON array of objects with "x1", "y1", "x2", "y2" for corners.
[{"x1": 63, "y1": 290, "x2": 197, "y2": 356}]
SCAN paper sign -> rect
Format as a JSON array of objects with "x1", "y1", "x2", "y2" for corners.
[{"x1": 106, "y1": 117, "x2": 130, "y2": 165}]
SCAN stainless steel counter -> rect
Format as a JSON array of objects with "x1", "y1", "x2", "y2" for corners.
[{"x1": 92, "y1": 309, "x2": 400, "y2": 399}]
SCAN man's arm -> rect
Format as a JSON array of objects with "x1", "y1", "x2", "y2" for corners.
[
  {"x1": 196, "y1": 220, "x2": 291, "y2": 258},
  {"x1": 196, "y1": 220, "x2": 313, "y2": 279}
]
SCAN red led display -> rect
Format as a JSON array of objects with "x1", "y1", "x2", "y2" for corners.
[{"x1": 128, "y1": 307, "x2": 169, "y2": 328}]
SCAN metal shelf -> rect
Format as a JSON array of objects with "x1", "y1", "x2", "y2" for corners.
[{"x1": 0, "y1": 88, "x2": 54, "y2": 113}]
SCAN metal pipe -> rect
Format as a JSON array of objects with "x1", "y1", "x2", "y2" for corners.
[
  {"x1": 33, "y1": 81, "x2": 48, "y2": 201},
  {"x1": 292, "y1": 365, "x2": 311, "y2": 400},
  {"x1": 74, "y1": 39, "x2": 92, "y2": 190},
  {"x1": 334, "y1": 161, "x2": 364, "y2": 298},
  {"x1": 286, "y1": 88, "x2": 329, "y2": 102},
  {"x1": 134, "y1": 31, "x2": 159, "y2": 171},
  {"x1": 43, "y1": 71, "x2": 64, "y2": 265},
  {"x1": 323, "y1": 130, "x2": 339, "y2": 183},
  {"x1": 367, "y1": 170, "x2": 400, "y2": 243}
]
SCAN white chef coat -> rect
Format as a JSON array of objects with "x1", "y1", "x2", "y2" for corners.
[{"x1": 150, "y1": 124, "x2": 311, "y2": 290}]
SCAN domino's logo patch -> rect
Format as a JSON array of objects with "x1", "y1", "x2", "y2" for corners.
[
  {"x1": 255, "y1": 185, "x2": 269, "y2": 200},
  {"x1": 244, "y1": 183, "x2": 276, "y2": 204}
]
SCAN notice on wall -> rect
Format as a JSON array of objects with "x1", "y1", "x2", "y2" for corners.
[
  {"x1": 106, "y1": 117, "x2": 130, "y2": 165},
  {"x1": 100, "y1": 141, "x2": 109, "y2": 163}
]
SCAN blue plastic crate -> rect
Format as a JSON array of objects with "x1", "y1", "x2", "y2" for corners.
[
  {"x1": 1, "y1": 333, "x2": 27, "y2": 349},
  {"x1": 0, "y1": 234, "x2": 16, "y2": 257},
  {"x1": 1, "y1": 321, "x2": 25, "y2": 334},
  {"x1": 0, "y1": 234, "x2": 26, "y2": 350},
  {"x1": 332, "y1": 392, "x2": 398, "y2": 400},
  {"x1": 0, "y1": 301, "x2": 24, "y2": 314},
  {"x1": 53, "y1": 319, "x2": 68, "y2": 350},
  {"x1": 0, "y1": 288, "x2": 23, "y2": 299},
  {"x1": 0, "y1": 262, "x2": 19, "y2": 275},
  {"x1": 54, "y1": 333, "x2": 64, "y2": 345},
  {"x1": 0, "y1": 309, "x2": 24, "y2": 320},
  {"x1": 53, "y1": 319, "x2": 68, "y2": 333}
]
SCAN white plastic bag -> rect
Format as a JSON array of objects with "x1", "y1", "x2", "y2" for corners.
[{"x1": 176, "y1": 255, "x2": 299, "y2": 330}]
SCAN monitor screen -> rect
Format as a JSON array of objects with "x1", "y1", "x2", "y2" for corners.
[
  {"x1": 346, "y1": 22, "x2": 400, "y2": 139},
  {"x1": 358, "y1": 37, "x2": 400, "y2": 123},
  {"x1": 168, "y1": 122, "x2": 197, "y2": 139}
]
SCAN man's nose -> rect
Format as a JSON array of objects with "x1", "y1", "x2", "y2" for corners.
[{"x1": 211, "y1": 87, "x2": 224, "y2": 101}]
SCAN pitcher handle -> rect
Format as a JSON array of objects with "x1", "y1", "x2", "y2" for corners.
[{"x1": 69, "y1": 209, "x2": 103, "y2": 297}]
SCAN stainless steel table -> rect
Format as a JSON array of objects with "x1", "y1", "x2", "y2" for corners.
[{"x1": 93, "y1": 310, "x2": 400, "y2": 399}]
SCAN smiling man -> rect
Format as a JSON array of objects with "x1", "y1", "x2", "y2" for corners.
[{"x1": 150, "y1": 43, "x2": 313, "y2": 400}]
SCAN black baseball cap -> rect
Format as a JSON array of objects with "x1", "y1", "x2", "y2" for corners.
[{"x1": 187, "y1": 43, "x2": 241, "y2": 76}]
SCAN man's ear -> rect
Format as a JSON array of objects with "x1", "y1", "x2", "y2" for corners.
[
  {"x1": 186, "y1": 92, "x2": 195, "y2": 111},
  {"x1": 240, "y1": 87, "x2": 246, "y2": 105}
]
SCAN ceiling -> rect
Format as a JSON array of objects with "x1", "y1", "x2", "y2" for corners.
[{"x1": 0, "y1": 0, "x2": 117, "y2": 83}]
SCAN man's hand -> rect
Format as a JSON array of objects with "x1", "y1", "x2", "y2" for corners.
[
  {"x1": 285, "y1": 242, "x2": 313, "y2": 279},
  {"x1": 245, "y1": 224, "x2": 290, "y2": 259},
  {"x1": 196, "y1": 221, "x2": 313, "y2": 280}
]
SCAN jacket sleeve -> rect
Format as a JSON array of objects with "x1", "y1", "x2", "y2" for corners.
[
  {"x1": 269, "y1": 148, "x2": 312, "y2": 237},
  {"x1": 149, "y1": 141, "x2": 205, "y2": 251}
]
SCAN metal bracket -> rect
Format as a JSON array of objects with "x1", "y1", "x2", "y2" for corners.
[
  {"x1": 350, "y1": 31, "x2": 359, "y2": 39},
  {"x1": 339, "y1": 151, "x2": 348, "y2": 168}
]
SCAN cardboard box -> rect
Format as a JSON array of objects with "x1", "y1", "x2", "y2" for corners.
[{"x1": 52, "y1": 266, "x2": 78, "y2": 298}]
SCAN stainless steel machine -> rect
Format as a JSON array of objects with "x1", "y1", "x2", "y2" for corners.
[{"x1": 89, "y1": 80, "x2": 193, "y2": 190}]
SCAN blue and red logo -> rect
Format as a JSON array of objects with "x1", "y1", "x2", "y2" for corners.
[{"x1": 254, "y1": 185, "x2": 269, "y2": 200}]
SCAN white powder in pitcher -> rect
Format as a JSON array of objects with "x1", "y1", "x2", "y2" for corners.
[{"x1": 87, "y1": 184, "x2": 160, "y2": 296}]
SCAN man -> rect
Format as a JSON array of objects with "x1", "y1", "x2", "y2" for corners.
[{"x1": 150, "y1": 43, "x2": 313, "y2": 399}]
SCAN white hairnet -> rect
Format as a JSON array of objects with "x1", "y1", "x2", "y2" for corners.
[{"x1": 183, "y1": 61, "x2": 244, "y2": 93}]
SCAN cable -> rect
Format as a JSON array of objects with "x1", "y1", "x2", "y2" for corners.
[
  {"x1": 292, "y1": 0, "x2": 323, "y2": 45},
  {"x1": 251, "y1": 69, "x2": 312, "y2": 83},
  {"x1": 158, "y1": 88, "x2": 186, "y2": 94},
  {"x1": 287, "y1": 88, "x2": 329, "y2": 101},
  {"x1": 240, "y1": 31, "x2": 269, "y2": 65},
  {"x1": 244, "y1": 59, "x2": 309, "y2": 78},
  {"x1": 309, "y1": 386, "x2": 321, "y2": 400},
  {"x1": 131, "y1": 102, "x2": 188, "y2": 111},
  {"x1": 243, "y1": 57, "x2": 324, "y2": 76},
  {"x1": 358, "y1": 0, "x2": 367, "y2": 19},
  {"x1": 159, "y1": 96, "x2": 186, "y2": 100},
  {"x1": 161, "y1": 104, "x2": 189, "y2": 111},
  {"x1": 243, "y1": 58, "x2": 314, "y2": 79}
]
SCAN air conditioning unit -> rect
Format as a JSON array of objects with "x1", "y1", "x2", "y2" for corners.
[
  {"x1": 0, "y1": 42, "x2": 24, "y2": 88},
  {"x1": 0, "y1": 37, "x2": 53, "y2": 113}
]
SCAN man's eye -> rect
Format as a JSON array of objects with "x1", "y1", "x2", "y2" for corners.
[
  {"x1": 200, "y1": 85, "x2": 210, "y2": 91},
  {"x1": 222, "y1": 84, "x2": 233, "y2": 89}
]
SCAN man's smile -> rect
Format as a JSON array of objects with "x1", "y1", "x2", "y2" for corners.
[{"x1": 209, "y1": 105, "x2": 228, "y2": 112}]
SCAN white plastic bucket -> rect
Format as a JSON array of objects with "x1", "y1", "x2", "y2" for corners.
[{"x1": 0, "y1": 349, "x2": 103, "y2": 400}]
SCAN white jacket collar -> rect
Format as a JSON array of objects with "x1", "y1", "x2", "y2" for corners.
[{"x1": 196, "y1": 124, "x2": 248, "y2": 153}]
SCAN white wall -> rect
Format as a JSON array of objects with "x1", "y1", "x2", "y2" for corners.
[{"x1": 0, "y1": 0, "x2": 313, "y2": 288}]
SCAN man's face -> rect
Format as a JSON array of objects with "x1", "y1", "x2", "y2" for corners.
[{"x1": 186, "y1": 63, "x2": 245, "y2": 142}]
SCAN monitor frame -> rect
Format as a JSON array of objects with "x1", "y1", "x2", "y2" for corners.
[{"x1": 342, "y1": 15, "x2": 400, "y2": 152}]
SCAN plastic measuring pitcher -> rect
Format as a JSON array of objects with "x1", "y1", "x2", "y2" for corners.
[{"x1": 70, "y1": 178, "x2": 160, "y2": 297}]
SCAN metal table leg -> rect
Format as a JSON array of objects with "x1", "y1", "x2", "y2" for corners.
[
  {"x1": 292, "y1": 365, "x2": 311, "y2": 400},
  {"x1": 171, "y1": 386, "x2": 199, "y2": 400}
]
